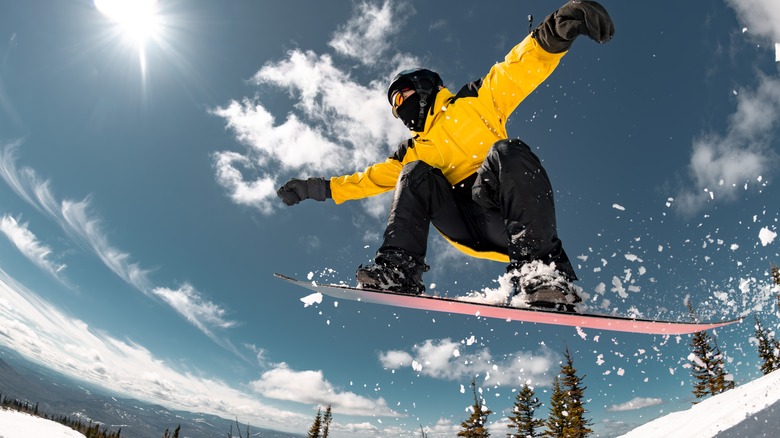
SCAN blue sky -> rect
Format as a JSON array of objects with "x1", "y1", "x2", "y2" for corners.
[{"x1": 1, "y1": 0, "x2": 779, "y2": 436}]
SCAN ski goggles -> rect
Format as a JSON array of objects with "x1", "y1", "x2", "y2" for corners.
[{"x1": 391, "y1": 87, "x2": 413, "y2": 118}]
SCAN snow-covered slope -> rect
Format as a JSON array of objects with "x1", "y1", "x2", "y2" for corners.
[
  {"x1": 0, "y1": 408, "x2": 87, "y2": 438},
  {"x1": 618, "y1": 369, "x2": 780, "y2": 437}
]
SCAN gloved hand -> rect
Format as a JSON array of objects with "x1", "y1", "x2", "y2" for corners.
[
  {"x1": 534, "y1": 0, "x2": 614, "y2": 53},
  {"x1": 277, "y1": 177, "x2": 332, "y2": 206}
]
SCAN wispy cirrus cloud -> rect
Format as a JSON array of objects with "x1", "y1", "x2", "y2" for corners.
[
  {"x1": 0, "y1": 214, "x2": 67, "y2": 280},
  {"x1": 152, "y1": 284, "x2": 237, "y2": 334},
  {"x1": 61, "y1": 198, "x2": 154, "y2": 292},
  {"x1": 378, "y1": 338, "x2": 557, "y2": 387},
  {"x1": 0, "y1": 142, "x2": 235, "y2": 346},
  {"x1": 211, "y1": 0, "x2": 418, "y2": 215}
]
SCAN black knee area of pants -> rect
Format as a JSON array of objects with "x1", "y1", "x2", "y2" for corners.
[
  {"x1": 472, "y1": 139, "x2": 540, "y2": 211},
  {"x1": 490, "y1": 139, "x2": 532, "y2": 159}
]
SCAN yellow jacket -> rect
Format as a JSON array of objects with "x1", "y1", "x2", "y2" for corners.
[{"x1": 329, "y1": 34, "x2": 566, "y2": 262}]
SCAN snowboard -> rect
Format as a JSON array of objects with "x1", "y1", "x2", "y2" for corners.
[{"x1": 274, "y1": 273, "x2": 741, "y2": 335}]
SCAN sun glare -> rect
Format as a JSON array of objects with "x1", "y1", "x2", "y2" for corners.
[
  {"x1": 94, "y1": 0, "x2": 162, "y2": 46},
  {"x1": 94, "y1": 0, "x2": 164, "y2": 77}
]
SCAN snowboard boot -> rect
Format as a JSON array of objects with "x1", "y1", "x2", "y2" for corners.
[
  {"x1": 356, "y1": 250, "x2": 430, "y2": 295},
  {"x1": 508, "y1": 261, "x2": 581, "y2": 312}
]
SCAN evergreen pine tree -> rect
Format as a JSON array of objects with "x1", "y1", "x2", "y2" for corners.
[
  {"x1": 772, "y1": 265, "x2": 780, "y2": 309},
  {"x1": 458, "y1": 379, "x2": 492, "y2": 437},
  {"x1": 161, "y1": 426, "x2": 180, "y2": 438},
  {"x1": 754, "y1": 316, "x2": 780, "y2": 375},
  {"x1": 507, "y1": 383, "x2": 544, "y2": 438},
  {"x1": 322, "y1": 405, "x2": 332, "y2": 438},
  {"x1": 560, "y1": 348, "x2": 592, "y2": 438},
  {"x1": 689, "y1": 328, "x2": 735, "y2": 401},
  {"x1": 307, "y1": 407, "x2": 322, "y2": 438},
  {"x1": 689, "y1": 329, "x2": 715, "y2": 400},
  {"x1": 709, "y1": 337, "x2": 735, "y2": 394},
  {"x1": 543, "y1": 377, "x2": 565, "y2": 438},
  {"x1": 688, "y1": 299, "x2": 711, "y2": 400},
  {"x1": 543, "y1": 347, "x2": 592, "y2": 438}
]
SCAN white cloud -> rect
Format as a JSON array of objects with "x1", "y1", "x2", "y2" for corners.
[
  {"x1": 378, "y1": 349, "x2": 414, "y2": 368},
  {"x1": 676, "y1": 75, "x2": 780, "y2": 215},
  {"x1": 0, "y1": 142, "x2": 58, "y2": 217},
  {"x1": 0, "y1": 268, "x2": 411, "y2": 435},
  {"x1": 212, "y1": 150, "x2": 277, "y2": 213},
  {"x1": 211, "y1": 95, "x2": 346, "y2": 173},
  {"x1": 249, "y1": 362, "x2": 398, "y2": 417},
  {"x1": 0, "y1": 268, "x2": 307, "y2": 433},
  {"x1": 0, "y1": 141, "x2": 236, "y2": 344},
  {"x1": 676, "y1": 1, "x2": 780, "y2": 215},
  {"x1": 607, "y1": 396, "x2": 663, "y2": 412},
  {"x1": 211, "y1": 1, "x2": 419, "y2": 215},
  {"x1": 152, "y1": 284, "x2": 237, "y2": 332},
  {"x1": 725, "y1": 0, "x2": 780, "y2": 43},
  {"x1": 0, "y1": 215, "x2": 67, "y2": 278},
  {"x1": 328, "y1": 0, "x2": 404, "y2": 66},
  {"x1": 378, "y1": 338, "x2": 556, "y2": 387},
  {"x1": 61, "y1": 198, "x2": 154, "y2": 293}
]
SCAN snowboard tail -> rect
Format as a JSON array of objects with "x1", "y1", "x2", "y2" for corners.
[{"x1": 274, "y1": 273, "x2": 740, "y2": 335}]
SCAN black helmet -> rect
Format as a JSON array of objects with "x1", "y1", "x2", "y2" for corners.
[
  {"x1": 387, "y1": 68, "x2": 443, "y2": 104},
  {"x1": 387, "y1": 68, "x2": 443, "y2": 131}
]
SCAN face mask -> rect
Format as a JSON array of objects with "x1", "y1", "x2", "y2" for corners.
[{"x1": 395, "y1": 92, "x2": 432, "y2": 132}]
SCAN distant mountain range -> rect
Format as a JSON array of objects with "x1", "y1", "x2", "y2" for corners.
[{"x1": 0, "y1": 347, "x2": 302, "y2": 438}]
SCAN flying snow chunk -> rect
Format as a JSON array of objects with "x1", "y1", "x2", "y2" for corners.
[
  {"x1": 301, "y1": 292, "x2": 323, "y2": 307},
  {"x1": 612, "y1": 204, "x2": 626, "y2": 211},
  {"x1": 759, "y1": 227, "x2": 777, "y2": 246}
]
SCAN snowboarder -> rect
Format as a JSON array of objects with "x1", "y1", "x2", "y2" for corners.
[{"x1": 277, "y1": 1, "x2": 614, "y2": 309}]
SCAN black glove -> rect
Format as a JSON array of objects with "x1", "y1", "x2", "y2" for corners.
[
  {"x1": 277, "y1": 177, "x2": 332, "y2": 206},
  {"x1": 534, "y1": 0, "x2": 615, "y2": 53}
]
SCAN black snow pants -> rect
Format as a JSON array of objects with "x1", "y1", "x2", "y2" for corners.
[{"x1": 378, "y1": 138, "x2": 577, "y2": 280}]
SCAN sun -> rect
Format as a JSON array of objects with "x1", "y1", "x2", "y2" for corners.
[
  {"x1": 94, "y1": 0, "x2": 162, "y2": 46},
  {"x1": 94, "y1": 0, "x2": 164, "y2": 76}
]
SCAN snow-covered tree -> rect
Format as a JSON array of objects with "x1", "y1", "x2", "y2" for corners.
[
  {"x1": 543, "y1": 347, "x2": 592, "y2": 438},
  {"x1": 507, "y1": 384, "x2": 544, "y2": 438},
  {"x1": 458, "y1": 379, "x2": 492, "y2": 437},
  {"x1": 754, "y1": 316, "x2": 780, "y2": 375}
]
